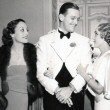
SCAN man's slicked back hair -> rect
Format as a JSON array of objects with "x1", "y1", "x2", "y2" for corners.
[{"x1": 59, "y1": 2, "x2": 79, "y2": 15}]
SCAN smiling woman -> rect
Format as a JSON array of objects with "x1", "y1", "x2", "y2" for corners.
[
  {"x1": 78, "y1": 23, "x2": 110, "y2": 110},
  {"x1": 11, "y1": 21, "x2": 29, "y2": 44},
  {"x1": 0, "y1": 19, "x2": 40, "y2": 110}
]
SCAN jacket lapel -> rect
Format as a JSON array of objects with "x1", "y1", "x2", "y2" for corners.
[{"x1": 50, "y1": 31, "x2": 76, "y2": 62}]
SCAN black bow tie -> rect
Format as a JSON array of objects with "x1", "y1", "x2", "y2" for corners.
[{"x1": 58, "y1": 30, "x2": 70, "y2": 39}]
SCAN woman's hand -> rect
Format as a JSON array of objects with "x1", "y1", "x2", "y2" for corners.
[
  {"x1": 77, "y1": 64, "x2": 89, "y2": 79},
  {"x1": 2, "y1": 81, "x2": 9, "y2": 95},
  {"x1": 27, "y1": 82, "x2": 37, "y2": 96}
]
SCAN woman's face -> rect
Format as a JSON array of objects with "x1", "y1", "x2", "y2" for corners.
[
  {"x1": 12, "y1": 21, "x2": 29, "y2": 43},
  {"x1": 93, "y1": 28, "x2": 104, "y2": 48}
]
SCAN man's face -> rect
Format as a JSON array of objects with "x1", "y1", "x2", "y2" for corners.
[{"x1": 60, "y1": 8, "x2": 80, "y2": 33}]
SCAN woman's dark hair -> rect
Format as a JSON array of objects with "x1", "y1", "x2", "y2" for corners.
[
  {"x1": 59, "y1": 2, "x2": 79, "y2": 15},
  {"x1": 98, "y1": 23, "x2": 110, "y2": 46},
  {"x1": 2, "y1": 18, "x2": 25, "y2": 45}
]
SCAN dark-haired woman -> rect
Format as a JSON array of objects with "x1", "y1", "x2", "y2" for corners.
[{"x1": 0, "y1": 19, "x2": 38, "y2": 110}]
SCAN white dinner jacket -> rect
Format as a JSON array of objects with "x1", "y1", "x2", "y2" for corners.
[{"x1": 37, "y1": 30, "x2": 91, "y2": 95}]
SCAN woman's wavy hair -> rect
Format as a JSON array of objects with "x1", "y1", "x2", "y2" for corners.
[
  {"x1": 2, "y1": 19, "x2": 25, "y2": 45},
  {"x1": 98, "y1": 23, "x2": 110, "y2": 46}
]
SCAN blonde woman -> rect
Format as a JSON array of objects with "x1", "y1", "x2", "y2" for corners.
[{"x1": 78, "y1": 23, "x2": 110, "y2": 110}]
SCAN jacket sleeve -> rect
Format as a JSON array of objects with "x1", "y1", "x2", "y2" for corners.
[
  {"x1": 36, "y1": 37, "x2": 58, "y2": 95},
  {"x1": 70, "y1": 39, "x2": 92, "y2": 93}
]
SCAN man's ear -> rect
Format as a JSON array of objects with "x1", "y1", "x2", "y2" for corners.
[{"x1": 59, "y1": 14, "x2": 64, "y2": 22}]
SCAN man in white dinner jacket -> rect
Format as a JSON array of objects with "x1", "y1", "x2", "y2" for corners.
[{"x1": 36, "y1": 2, "x2": 92, "y2": 110}]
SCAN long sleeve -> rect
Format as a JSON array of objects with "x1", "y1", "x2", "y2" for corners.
[
  {"x1": 70, "y1": 38, "x2": 92, "y2": 93},
  {"x1": 36, "y1": 37, "x2": 58, "y2": 95}
]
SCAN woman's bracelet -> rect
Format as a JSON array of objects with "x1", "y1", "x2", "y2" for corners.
[
  {"x1": 87, "y1": 77, "x2": 92, "y2": 83},
  {"x1": 87, "y1": 74, "x2": 93, "y2": 83}
]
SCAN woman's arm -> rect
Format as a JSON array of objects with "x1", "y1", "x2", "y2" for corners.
[
  {"x1": 104, "y1": 55, "x2": 110, "y2": 99},
  {"x1": 77, "y1": 65, "x2": 103, "y2": 95}
]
